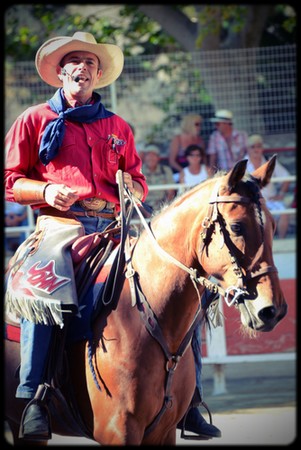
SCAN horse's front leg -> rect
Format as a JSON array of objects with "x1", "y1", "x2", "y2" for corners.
[
  {"x1": 158, "y1": 427, "x2": 177, "y2": 445},
  {"x1": 142, "y1": 426, "x2": 177, "y2": 446},
  {"x1": 93, "y1": 411, "x2": 146, "y2": 445}
]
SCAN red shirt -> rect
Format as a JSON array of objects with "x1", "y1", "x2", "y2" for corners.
[{"x1": 5, "y1": 102, "x2": 148, "y2": 208}]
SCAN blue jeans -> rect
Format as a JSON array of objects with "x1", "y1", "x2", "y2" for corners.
[{"x1": 16, "y1": 209, "x2": 114, "y2": 399}]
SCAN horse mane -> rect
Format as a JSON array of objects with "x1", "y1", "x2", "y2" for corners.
[{"x1": 147, "y1": 168, "x2": 264, "y2": 228}]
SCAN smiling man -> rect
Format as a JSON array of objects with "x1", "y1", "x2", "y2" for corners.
[{"x1": 5, "y1": 31, "x2": 148, "y2": 440}]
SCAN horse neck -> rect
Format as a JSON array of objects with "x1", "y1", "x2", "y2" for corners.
[{"x1": 132, "y1": 186, "x2": 210, "y2": 350}]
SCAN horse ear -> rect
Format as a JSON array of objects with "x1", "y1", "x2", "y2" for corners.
[
  {"x1": 225, "y1": 159, "x2": 248, "y2": 191},
  {"x1": 251, "y1": 154, "x2": 277, "y2": 188}
]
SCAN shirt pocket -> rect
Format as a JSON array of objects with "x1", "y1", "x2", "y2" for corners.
[
  {"x1": 92, "y1": 139, "x2": 125, "y2": 166},
  {"x1": 92, "y1": 138, "x2": 122, "y2": 168}
]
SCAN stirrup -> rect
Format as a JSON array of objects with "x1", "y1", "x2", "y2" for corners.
[
  {"x1": 18, "y1": 383, "x2": 53, "y2": 440},
  {"x1": 178, "y1": 403, "x2": 213, "y2": 440},
  {"x1": 178, "y1": 388, "x2": 213, "y2": 440}
]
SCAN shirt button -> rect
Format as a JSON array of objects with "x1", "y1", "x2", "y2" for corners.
[{"x1": 88, "y1": 136, "x2": 92, "y2": 140}]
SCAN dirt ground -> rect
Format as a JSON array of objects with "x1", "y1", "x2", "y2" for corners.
[{"x1": 4, "y1": 359, "x2": 295, "y2": 447}]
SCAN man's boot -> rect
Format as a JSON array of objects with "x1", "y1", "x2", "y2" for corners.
[
  {"x1": 178, "y1": 406, "x2": 222, "y2": 438},
  {"x1": 177, "y1": 387, "x2": 221, "y2": 439},
  {"x1": 19, "y1": 383, "x2": 52, "y2": 441}
]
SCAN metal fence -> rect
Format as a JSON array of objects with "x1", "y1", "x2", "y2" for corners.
[
  {"x1": 5, "y1": 44, "x2": 296, "y2": 156},
  {"x1": 4, "y1": 175, "x2": 296, "y2": 247}
]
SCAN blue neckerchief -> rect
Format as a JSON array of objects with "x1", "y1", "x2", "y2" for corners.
[{"x1": 39, "y1": 88, "x2": 114, "y2": 165}]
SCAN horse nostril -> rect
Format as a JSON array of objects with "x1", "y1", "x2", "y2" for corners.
[{"x1": 258, "y1": 306, "x2": 277, "y2": 322}]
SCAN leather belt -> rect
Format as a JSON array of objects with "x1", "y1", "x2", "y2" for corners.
[
  {"x1": 71, "y1": 210, "x2": 115, "y2": 219},
  {"x1": 77, "y1": 198, "x2": 115, "y2": 211},
  {"x1": 39, "y1": 207, "x2": 115, "y2": 220}
]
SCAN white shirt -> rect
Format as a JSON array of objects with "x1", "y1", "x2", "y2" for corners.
[
  {"x1": 246, "y1": 156, "x2": 289, "y2": 200},
  {"x1": 182, "y1": 165, "x2": 208, "y2": 187}
]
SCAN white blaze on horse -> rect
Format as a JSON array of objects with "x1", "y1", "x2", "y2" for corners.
[{"x1": 5, "y1": 157, "x2": 287, "y2": 445}]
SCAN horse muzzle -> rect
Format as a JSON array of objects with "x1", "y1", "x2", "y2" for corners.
[{"x1": 238, "y1": 300, "x2": 288, "y2": 332}]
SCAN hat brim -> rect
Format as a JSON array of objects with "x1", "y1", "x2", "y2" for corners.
[
  {"x1": 35, "y1": 36, "x2": 124, "y2": 89},
  {"x1": 210, "y1": 118, "x2": 233, "y2": 123}
]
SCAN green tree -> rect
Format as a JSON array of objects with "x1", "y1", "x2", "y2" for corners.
[{"x1": 5, "y1": 4, "x2": 296, "y2": 61}]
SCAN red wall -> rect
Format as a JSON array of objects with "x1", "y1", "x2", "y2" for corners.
[{"x1": 203, "y1": 279, "x2": 296, "y2": 356}]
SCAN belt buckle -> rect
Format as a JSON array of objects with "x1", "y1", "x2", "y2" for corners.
[{"x1": 79, "y1": 198, "x2": 107, "y2": 211}]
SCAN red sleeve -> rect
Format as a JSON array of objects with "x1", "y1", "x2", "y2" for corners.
[{"x1": 4, "y1": 104, "x2": 50, "y2": 201}]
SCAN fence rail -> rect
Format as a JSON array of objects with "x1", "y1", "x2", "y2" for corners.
[{"x1": 4, "y1": 175, "x2": 296, "y2": 240}]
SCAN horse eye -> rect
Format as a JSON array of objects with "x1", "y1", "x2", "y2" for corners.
[{"x1": 230, "y1": 223, "x2": 242, "y2": 235}]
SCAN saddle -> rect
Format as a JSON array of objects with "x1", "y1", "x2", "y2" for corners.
[{"x1": 5, "y1": 224, "x2": 128, "y2": 439}]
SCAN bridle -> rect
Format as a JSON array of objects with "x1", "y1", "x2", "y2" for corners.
[
  {"x1": 198, "y1": 181, "x2": 278, "y2": 307},
  {"x1": 126, "y1": 179, "x2": 278, "y2": 310}
]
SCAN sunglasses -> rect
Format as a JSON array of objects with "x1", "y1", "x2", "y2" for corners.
[
  {"x1": 250, "y1": 144, "x2": 263, "y2": 148},
  {"x1": 194, "y1": 123, "x2": 201, "y2": 126}
]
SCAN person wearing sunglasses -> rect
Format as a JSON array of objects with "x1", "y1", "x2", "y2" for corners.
[
  {"x1": 179, "y1": 144, "x2": 210, "y2": 187},
  {"x1": 168, "y1": 114, "x2": 205, "y2": 180}
]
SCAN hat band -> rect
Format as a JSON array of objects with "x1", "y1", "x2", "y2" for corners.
[{"x1": 215, "y1": 117, "x2": 232, "y2": 121}]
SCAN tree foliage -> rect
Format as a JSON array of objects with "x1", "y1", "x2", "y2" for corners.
[{"x1": 5, "y1": 4, "x2": 296, "y2": 61}]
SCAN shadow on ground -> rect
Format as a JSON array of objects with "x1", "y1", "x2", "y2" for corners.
[{"x1": 201, "y1": 359, "x2": 296, "y2": 413}]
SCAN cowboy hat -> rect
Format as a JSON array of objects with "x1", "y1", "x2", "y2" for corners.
[
  {"x1": 247, "y1": 134, "x2": 264, "y2": 147},
  {"x1": 35, "y1": 31, "x2": 124, "y2": 89},
  {"x1": 210, "y1": 109, "x2": 233, "y2": 123},
  {"x1": 143, "y1": 144, "x2": 161, "y2": 155}
]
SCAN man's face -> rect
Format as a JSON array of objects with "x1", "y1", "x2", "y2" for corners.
[
  {"x1": 58, "y1": 51, "x2": 102, "y2": 95},
  {"x1": 216, "y1": 121, "x2": 232, "y2": 135},
  {"x1": 247, "y1": 141, "x2": 264, "y2": 158}
]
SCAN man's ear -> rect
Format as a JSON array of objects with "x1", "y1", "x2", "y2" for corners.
[
  {"x1": 56, "y1": 66, "x2": 63, "y2": 81},
  {"x1": 97, "y1": 69, "x2": 103, "y2": 81}
]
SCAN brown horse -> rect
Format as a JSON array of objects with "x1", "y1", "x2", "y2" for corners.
[{"x1": 5, "y1": 157, "x2": 287, "y2": 446}]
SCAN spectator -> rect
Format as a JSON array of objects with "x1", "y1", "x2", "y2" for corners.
[
  {"x1": 5, "y1": 201, "x2": 28, "y2": 253},
  {"x1": 179, "y1": 144, "x2": 210, "y2": 187},
  {"x1": 142, "y1": 144, "x2": 175, "y2": 211},
  {"x1": 168, "y1": 114, "x2": 205, "y2": 179},
  {"x1": 246, "y1": 134, "x2": 290, "y2": 238},
  {"x1": 207, "y1": 109, "x2": 248, "y2": 174}
]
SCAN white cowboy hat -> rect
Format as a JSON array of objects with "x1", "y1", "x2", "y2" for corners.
[
  {"x1": 210, "y1": 109, "x2": 233, "y2": 123},
  {"x1": 143, "y1": 144, "x2": 161, "y2": 155},
  {"x1": 35, "y1": 31, "x2": 124, "y2": 89},
  {"x1": 247, "y1": 134, "x2": 264, "y2": 147}
]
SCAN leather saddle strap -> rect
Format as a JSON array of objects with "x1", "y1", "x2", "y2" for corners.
[
  {"x1": 76, "y1": 240, "x2": 114, "y2": 305},
  {"x1": 101, "y1": 171, "x2": 133, "y2": 307}
]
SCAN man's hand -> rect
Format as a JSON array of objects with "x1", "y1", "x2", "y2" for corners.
[
  {"x1": 44, "y1": 184, "x2": 79, "y2": 211},
  {"x1": 122, "y1": 172, "x2": 143, "y2": 200}
]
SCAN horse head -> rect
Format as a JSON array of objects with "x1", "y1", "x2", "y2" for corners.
[{"x1": 196, "y1": 156, "x2": 287, "y2": 332}]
